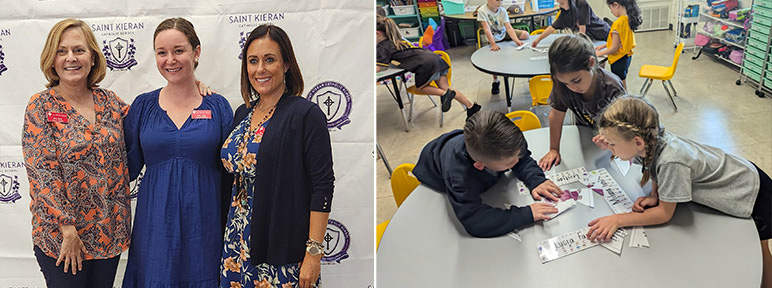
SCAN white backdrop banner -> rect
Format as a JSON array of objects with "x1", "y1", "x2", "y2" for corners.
[{"x1": 0, "y1": 1, "x2": 374, "y2": 287}]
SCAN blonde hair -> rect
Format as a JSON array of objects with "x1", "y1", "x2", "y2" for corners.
[
  {"x1": 376, "y1": 16, "x2": 412, "y2": 51},
  {"x1": 40, "y1": 19, "x2": 106, "y2": 88},
  {"x1": 597, "y1": 95, "x2": 663, "y2": 186}
]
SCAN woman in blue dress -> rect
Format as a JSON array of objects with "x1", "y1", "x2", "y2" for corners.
[
  {"x1": 123, "y1": 17, "x2": 233, "y2": 287},
  {"x1": 220, "y1": 24, "x2": 334, "y2": 288}
]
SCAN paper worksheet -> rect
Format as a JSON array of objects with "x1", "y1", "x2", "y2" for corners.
[
  {"x1": 542, "y1": 199, "x2": 576, "y2": 221},
  {"x1": 629, "y1": 226, "x2": 650, "y2": 248},
  {"x1": 536, "y1": 227, "x2": 599, "y2": 263},
  {"x1": 599, "y1": 228, "x2": 628, "y2": 255},
  {"x1": 585, "y1": 168, "x2": 635, "y2": 214},
  {"x1": 614, "y1": 157, "x2": 633, "y2": 176},
  {"x1": 550, "y1": 167, "x2": 590, "y2": 186},
  {"x1": 516, "y1": 181, "x2": 528, "y2": 195}
]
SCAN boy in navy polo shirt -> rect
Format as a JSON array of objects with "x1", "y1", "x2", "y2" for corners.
[{"x1": 413, "y1": 110, "x2": 562, "y2": 237}]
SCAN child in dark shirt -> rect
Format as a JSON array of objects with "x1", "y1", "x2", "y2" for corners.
[
  {"x1": 412, "y1": 110, "x2": 562, "y2": 237},
  {"x1": 376, "y1": 16, "x2": 481, "y2": 117}
]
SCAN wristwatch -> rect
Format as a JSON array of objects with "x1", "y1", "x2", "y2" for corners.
[{"x1": 306, "y1": 239, "x2": 324, "y2": 256}]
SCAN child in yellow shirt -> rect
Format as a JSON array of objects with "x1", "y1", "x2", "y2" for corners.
[{"x1": 595, "y1": 0, "x2": 642, "y2": 89}]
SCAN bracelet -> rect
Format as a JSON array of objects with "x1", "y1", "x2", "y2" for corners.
[{"x1": 306, "y1": 238, "x2": 323, "y2": 249}]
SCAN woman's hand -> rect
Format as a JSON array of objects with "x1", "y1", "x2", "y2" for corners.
[
  {"x1": 299, "y1": 254, "x2": 321, "y2": 288},
  {"x1": 633, "y1": 195, "x2": 659, "y2": 212},
  {"x1": 195, "y1": 80, "x2": 215, "y2": 96},
  {"x1": 57, "y1": 225, "x2": 87, "y2": 275},
  {"x1": 531, "y1": 180, "x2": 562, "y2": 202},
  {"x1": 587, "y1": 215, "x2": 620, "y2": 242},
  {"x1": 539, "y1": 149, "x2": 561, "y2": 171}
]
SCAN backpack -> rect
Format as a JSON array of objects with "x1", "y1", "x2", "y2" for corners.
[
  {"x1": 695, "y1": 34, "x2": 711, "y2": 46},
  {"x1": 729, "y1": 48, "x2": 744, "y2": 64}
]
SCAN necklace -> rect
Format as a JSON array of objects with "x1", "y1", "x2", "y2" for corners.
[{"x1": 235, "y1": 105, "x2": 276, "y2": 207}]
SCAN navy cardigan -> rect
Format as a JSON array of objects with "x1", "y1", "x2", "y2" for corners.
[{"x1": 228, "y1": 94, "x2": 335, "y2": 266}]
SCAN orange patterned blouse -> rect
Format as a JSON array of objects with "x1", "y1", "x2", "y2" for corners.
[{"x1": 22, "y1": 88, "x2": 131, "y2": 260}]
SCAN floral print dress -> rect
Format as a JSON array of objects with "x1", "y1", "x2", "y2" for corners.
[{"x1": 219, "y1": 108, "x2": 320, "y2": 288}]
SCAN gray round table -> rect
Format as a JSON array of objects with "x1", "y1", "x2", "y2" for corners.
[
  {"x1": 470, "y1": 34, "x2": 605, "y2": 112},
  {"x1": 377, "y1": 125, "x2": 762, "y2": 287}
]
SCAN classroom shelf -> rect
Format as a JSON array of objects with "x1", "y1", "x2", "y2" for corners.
[
  {"x1": 696, "y1": 29, "x2": 747, "y2": 49},
  {"x1": 712, "y1": 52, "x2": 742, "y2": 68},
  {"x1": 389, "y1": 13, "x2": 421, "y2": 18},
  {"x1": 699, "y1": 11, "x2": 747, "y2": 29}
]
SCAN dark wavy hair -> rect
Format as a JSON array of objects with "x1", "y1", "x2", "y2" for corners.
[
  {"x1": 239, "y1": 24, "x2": 304, "y2": 107},
  {"x1": 607, "y1": 0, "x2": 643, "y2": 31}
]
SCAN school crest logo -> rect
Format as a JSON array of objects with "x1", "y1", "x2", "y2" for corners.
[
  {"x1": 306, "y1": 81, "x2": 352, "y2": 130},
  {"x1": 102, "y1": 37, "x2": 137, "y2": 71},
  {"x1": 0, "y1": 44, "x2": 7, "y2": 76},
  {"x1": 321, "y1": 219, "x2": 351, "y2": 264},
  {"x1": 0, "y1": 174, "x2": 21, "y2": 203},
  {"x1": 237, "y1": 31, "x2": 251, "y2": 60}
]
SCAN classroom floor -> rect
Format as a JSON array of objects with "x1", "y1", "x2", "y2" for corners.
[{"x1": 376, "y1": 29, "x2": 772, "y2": 225}]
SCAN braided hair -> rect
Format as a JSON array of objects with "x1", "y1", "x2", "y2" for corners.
[
  {"x1": 607, "y1": 0, "x2": 643, "y2": 31},
  {"x1": 597, "y1": 96, "x2": 663, "y2": 186},
  {"x1": 376, "y1": 16, "x2": 412, "y2": 51}
]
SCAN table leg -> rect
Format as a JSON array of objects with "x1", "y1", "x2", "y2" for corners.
[
  {"x1": 504, "y1": 76, "x2": 512, "y2": 113},
  {"x1": 390, "y1": 75, "x2": 411, "y2": 132},
  {"x1": 376, "y1": 143, "x2": 393, "y2": 177}
]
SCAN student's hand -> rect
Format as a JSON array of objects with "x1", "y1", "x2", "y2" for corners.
[
  {"x1": 539, "y1": 149, "x2": 561, "y2": 171},
  {"x1": 592, "y1": 134, "x2": 610, "y2": 150},
  {"x1": 587, "y1": 215, "x2": 619, "y2": 242},
  {"x1": 514, "y1": 39, "x2": 524, "y2": 46},
  {"x1": 57, "y1": 225, "x2": 87, "y2": 275},
  {"x1": 595, "y1": 45, "x2": 603, "y2": 51},
  {"x1": 595, "y1": 50, "x2": 604, "y2": 57},
  {"x1": 490, "y1": 43, "x2": 501, "y2": 51},
  {"x1": 195, "y1": 79, "x2": 215, "y2": 96},
  {"x1": 299, "y1": 254, "x2": 321, "y2": 288},
  {"x1": 633, "y1": 195, "x2": 659, "y2": 212},
  {"x1": 531, "y1": 180, "x2": 562, "y2": 202},
  {"x1": 531, "y1": 38, "x2": 540, "y2": 48},
  {"x1": 530, "y1": 203, "x2": 559, "y2": 221}
]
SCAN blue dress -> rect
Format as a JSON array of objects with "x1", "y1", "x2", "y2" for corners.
[
  {"x1": 219, "y1": 107, "x2": 320, "y2": 288},
  {"x1": 123, "y1": 88, "x2": 233, "y2": 287}
]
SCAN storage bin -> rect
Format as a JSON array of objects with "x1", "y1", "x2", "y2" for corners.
[
  {"x1": 400, "y1": 27, "x2": 421, "y2": 37},
  {"x1": 393, "y1": 5, "x2": 416, "y2": 15},
  {"x1": 419, "y1": 2, "x2": 438, "y2": 8},
  {"x1": 420, "y1": 6, "x2": 439, "y2": 14},
  {"x1": 443, "y1": 0, "x2": 465, "y2": 15}
]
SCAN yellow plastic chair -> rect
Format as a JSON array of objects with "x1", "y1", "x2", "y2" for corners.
[
  {"x1": 530, "y1": 29, "x2": 545, "y2": 35},
  {"x1": 406, "y1": 50, "x2": 452, "y2": 127},
  {"x1": 505, "y1": 110, "x2": 542, "y2": 131},
  {"x1": 477, "y1": 27, "x2": 485, "y2": 49},
  {"x1": 390, "y1": 163, "x2": 421, "y2": 207},
  {"x1": 528, "y1": 75, "x2": 552, "y2": 106},
  {"x1": 377, "y1": 220, "x2": 389, "y2": 251},
  {"x1": 638, "y1": 42, "x2": 683, "y2": 111}
]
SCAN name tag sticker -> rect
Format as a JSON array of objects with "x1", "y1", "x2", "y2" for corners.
[
  {"x1": 192, "y1": 110, "x2": 212, "y2": 119},
  {"x1": 47, "y1": 112, "x2": 68, "y2": 123}
]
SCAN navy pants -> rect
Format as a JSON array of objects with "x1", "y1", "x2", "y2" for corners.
[
  {"x1": 34, "y1": 245, "x2": 120, "y2": 288},
  {"x1": 752, "y1": 163, "x2": 772, "y2": 240}
]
